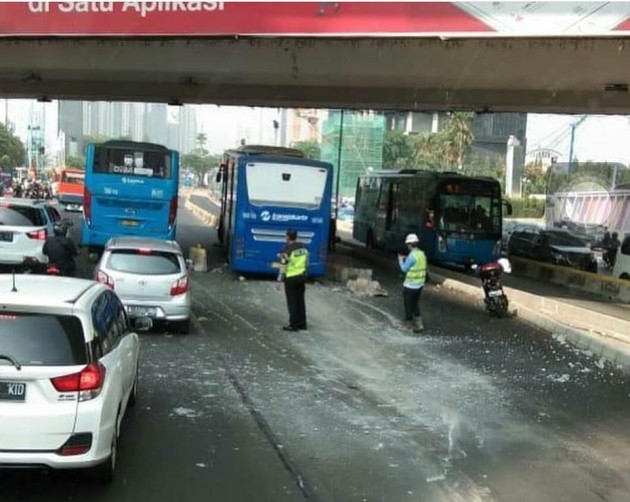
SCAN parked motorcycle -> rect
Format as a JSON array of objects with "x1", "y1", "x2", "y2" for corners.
[{"x1": 472, "y1": 258, "x2": 512, "y2": 318}]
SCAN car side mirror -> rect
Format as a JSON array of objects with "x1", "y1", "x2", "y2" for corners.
[
  {"x1": 133, "y1": 317, "x2": 153, "y2": 333},
  {"x1": 186, "y1": 258, "x2": 193, "y2": 271}
]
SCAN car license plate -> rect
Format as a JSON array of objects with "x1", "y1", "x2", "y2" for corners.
[
  {"x1": 122, "y1": 220, "x2": 140, "y2": 227},
  {"x1": 0, "y1": 381, "x2": 26, "y2": 402},
  {"x1": 127, "y1": 306, "x2": 156, "y2": 317},
  {"x1": 0, "y1": 232, "x2": 13, "y2": 242},
  {"x1": 489, "y1": 290, "x2": 503, "y2": 297}
]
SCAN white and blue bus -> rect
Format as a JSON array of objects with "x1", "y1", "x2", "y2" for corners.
[
  {"x1": 354, "y1": 170, "x2": 511, "y2": 267},
  {"x1": 81, "y1": 140, "x2": 180, "y2": 254},
  {"x1": 217, "y1": 145, "x2": 333, "y2": 277}
]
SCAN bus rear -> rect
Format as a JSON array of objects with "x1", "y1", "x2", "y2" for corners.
[
  {"x1": 57, "y1": 169, "x2": 85, "y2": 211},
  {"x1": 232, "y1": 156, "x2": 332, "y2": 276},
  {"x1": 81, "y1": 141, "x2": 179, "y2": 252}
]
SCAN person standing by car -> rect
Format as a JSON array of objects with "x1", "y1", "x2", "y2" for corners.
[
  {"x1": 606, "y1": 232, "x2": 622, "y2": 268},
  {"x1": 43, "y1": 223, "x2": 78, "y2": 276},
  {"x1": 279, "y1": 229, "x2": 309, "y2": 332},
  {"x1": 398, "y1": 233, "x2": 427, "y2": 333}
]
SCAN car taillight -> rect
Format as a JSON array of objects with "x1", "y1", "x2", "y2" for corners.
[
  {"x1": 57, "y1": 433, "x2": 93, "y2": 457},
  {"x1": 169, "y1": 196, "x2": 178, "y2": 228},
  {"x1": 170, "y1": 275, "x2": 189, "y2": 296},
  {"x1": 95, "y1": 269, "x2": 115, "y2": 289},
  {"x1": 83, "y1": 188, "x2": 92, "y2": 226},
  {"x1": 51, "y1": 364, "x2": 106, "y2": 402},
  {"x1": 26, "y1": 229, "x2": 47, "y2": 240}
]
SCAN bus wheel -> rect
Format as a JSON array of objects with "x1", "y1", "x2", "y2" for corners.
[
  {"x1": 621, "y1": 273, "x2": 630, "y2": 281},
  {"x1": 366, "y1": 231, "x2": 374, "y2": 250}
]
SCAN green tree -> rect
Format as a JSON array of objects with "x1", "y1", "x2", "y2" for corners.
[
  {"x1": 291, "y1": 140, "x2": 320, "y2": 160},
  {"x1": 195, "y1": 133, "x2": 209, "y2": 156},
  {"x1": 440, "y1": 111, "x2": 475, "y2": 170},
  {"x1": 410, "y1": 112, "x2": 475, "y2": 171},
  {"x1": 0, "y1": 123, "x2": 26, "y2": 169},
  {"x1": 65, "y1": 155, "x2": 86, "y2": 169},
  {"x1": 382, "y1": 130, "x2": 414, "y2": 169}
]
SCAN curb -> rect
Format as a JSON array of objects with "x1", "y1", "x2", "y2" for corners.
[{"x1": 184, "y1": 194, "x2": 217, "y2": 227}]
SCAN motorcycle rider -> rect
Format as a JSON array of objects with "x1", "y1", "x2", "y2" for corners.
[{"x1": 43, "y1": 223, "x2": 78, "y2": 276}]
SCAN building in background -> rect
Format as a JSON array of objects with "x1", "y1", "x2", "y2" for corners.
[
  {"x1": 321, "y1": 111, "x2": 385, "y2": 198},
  {"x1": 384, "y1": 111, "x2": 528, "y2": 164},
  {"x1": 57, "y1": 101, "x2": 200, "y2": 158},
  {"x1": 58, "y1": 101, "x2": 83, "y2": 158}
]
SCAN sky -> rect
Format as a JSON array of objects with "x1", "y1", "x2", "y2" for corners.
[{"x1": 3, "y1": 98, "x2": 630, "y2": 164}]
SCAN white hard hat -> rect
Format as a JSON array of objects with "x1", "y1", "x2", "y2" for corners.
[
  {"x1": 405, "y1": 233, "x2": 420, "y2": 244},
  {"x1": 498, "y1": 257, "x2": 512, "y2": 274}
]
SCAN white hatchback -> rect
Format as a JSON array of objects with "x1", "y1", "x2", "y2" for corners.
[
  {"x1": 95, "y1": 237, "x2": 192, "y2": 334},
  {"x1": 0, "y1": 275, "x2": 151, "y2": 481},
  {"x1": 0, "y1": 198, "x2": 67, "y2": 269}
]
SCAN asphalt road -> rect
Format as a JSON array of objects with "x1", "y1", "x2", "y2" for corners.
[{"x1": 2, "y1": 202, "x2": 630, "y2": 501}]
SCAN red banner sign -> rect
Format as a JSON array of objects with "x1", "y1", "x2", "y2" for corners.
[{"x1": 0, "y1": 2, "x2": 629, "y2": 37}]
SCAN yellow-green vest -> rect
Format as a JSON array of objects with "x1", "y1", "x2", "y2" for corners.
[
  {"x1": 286, "y1": 247, "x2": 309, "y2": 278},
  {"x1": 405, "y1": 249, "x2": 427, "y2": 286}
]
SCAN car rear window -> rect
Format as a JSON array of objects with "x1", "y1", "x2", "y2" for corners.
[
  {"x1": 0, "y1": 313, "x2": 86, "y2": 366},
  {"x1": 545, "y1": 232, "x2": 588, "y2": 247},
  {"x1": 0, "y1": 204, "x2": 45, "y2": 227},
  {"x1": 107, "y1": 249, "x2": 182, "y2": 275}
]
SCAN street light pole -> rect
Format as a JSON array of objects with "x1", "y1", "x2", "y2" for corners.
[
  {"x1": 568, "y1": 123, "x2": 576, "y2": 174},
  {"x1": 335, "y1": 109, "x2": 344, "y2": 220}
]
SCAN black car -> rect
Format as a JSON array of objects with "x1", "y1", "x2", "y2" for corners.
[{"x1": 508, "y1": 228, "x2": 597, "y2": 272}]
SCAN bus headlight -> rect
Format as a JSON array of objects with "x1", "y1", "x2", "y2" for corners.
[
  {"x1": 493, "y1": 240, "x2": 502, "y2": 257},
  {"x1": 438, "y1": 236, "x2": 447, "y2": 253}
]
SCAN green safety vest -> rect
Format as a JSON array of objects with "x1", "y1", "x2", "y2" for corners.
[
  {"x1": 286, "y1": 247, "x2": 309, "y2": 278},
  {"x1": 405, "y1": 249, "x2": 427, "y2": 286}
]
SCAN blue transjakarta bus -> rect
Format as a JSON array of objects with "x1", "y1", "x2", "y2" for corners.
[
  {"x1": 81, "y1": 140, "x2": 180, "y2": 254},
  {"x1": 353, "y1": 170, "x2": 512, "y2": 267},
  {"x1": 217, "y1": 145, "x2": 333, "y2": 276}
]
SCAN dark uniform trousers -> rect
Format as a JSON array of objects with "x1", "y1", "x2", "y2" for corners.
[{"x1": 284, "y1": 275, "x2": 307, "y2": 329}]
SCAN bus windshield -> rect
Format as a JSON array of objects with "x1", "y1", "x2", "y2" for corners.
[
  {"x1": 438, "y1": 182, "x2": 500, "y2": 234},
  {"x1": 61, "y1": 172, "x2": 84, "y2": 184},
  {"x1": 246, "y1": 162, "x2": 327, "y2": 209},
  {"x1": 95, "y1": 147, "x2": 172, "y2": 179}
]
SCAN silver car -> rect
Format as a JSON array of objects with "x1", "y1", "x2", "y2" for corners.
[{"x1": 94, "y1": 237, "x2": 191, "y2": 334}]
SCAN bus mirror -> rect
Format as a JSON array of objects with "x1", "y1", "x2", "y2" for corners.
[{"x1": 215, "y1": 170, "x2": 222, "y2": 183}]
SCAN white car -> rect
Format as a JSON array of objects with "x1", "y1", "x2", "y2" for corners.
[
  {"x1": 94, "y1": 237, "x2": 192, "y2": 334},
  {"x1": 613, "y1": 236, "x2": 630, "y2": 281},
  {"x1": 0, "y1": 275, "x2": 151, "y2": 481},
  {"x1": 0, "y1": 198, "x2": 67, "y2": 269}
]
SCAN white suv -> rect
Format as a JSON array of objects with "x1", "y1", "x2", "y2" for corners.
[
  {"x1": 0, "y1": 198, "x2": 66, "y2": 269},
  {"x1": 0, "y1": 275, "x2": 151, "y2": 481}
]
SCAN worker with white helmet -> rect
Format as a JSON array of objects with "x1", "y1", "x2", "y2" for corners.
[{"x1": 398, "y1": 233, "x2": 427, "y2": 333}]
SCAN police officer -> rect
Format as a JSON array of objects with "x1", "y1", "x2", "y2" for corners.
[
  {"x1": 279, "y1": 229, "x2": 309, "y2": 332},
  {"x1": 397, "y1": 233, "x2": 427, "y2": 333},
  {"x1": 43, "y1": 223, "x2": 78, "y2": 277}
]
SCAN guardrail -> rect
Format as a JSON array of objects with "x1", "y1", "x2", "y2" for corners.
[{"x1": 510, "y1": 256, "x2": 630, "y2": 303}]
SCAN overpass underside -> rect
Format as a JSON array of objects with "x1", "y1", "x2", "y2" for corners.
[{"x1": 2, "y1": 37, "x2": 630, "y2": 113}]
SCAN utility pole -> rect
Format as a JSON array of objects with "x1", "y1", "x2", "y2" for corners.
[
  {"x1": 335, "y1": 110, "x2": 345, "y2": 220},
  {"x1": 567, "y1": 115, "x2": 588, "y2": 173}
]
